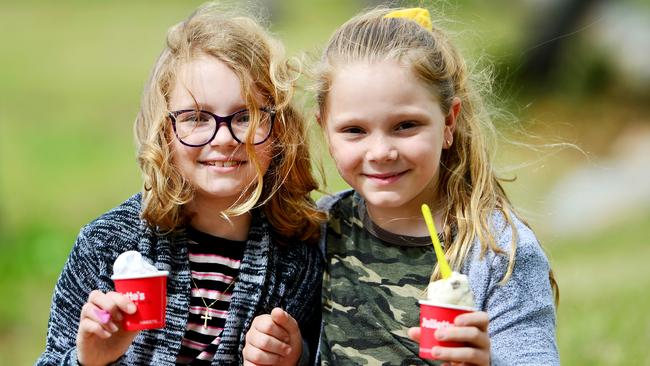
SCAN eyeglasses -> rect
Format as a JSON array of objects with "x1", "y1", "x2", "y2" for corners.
[{"x1": 169, "y1": 108, "x2": 275, "y2": 147}]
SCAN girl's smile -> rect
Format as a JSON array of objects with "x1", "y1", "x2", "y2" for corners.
[
  {"x1": 198, "y1": 158, "x2": 246, "y2": 169},
  {"x1": 362, "y1": 170, "x2": 410, "y2": 185}
]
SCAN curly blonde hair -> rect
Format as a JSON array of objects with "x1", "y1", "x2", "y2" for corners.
[
  {"x1": 315, "y1": 7, "x2": 558, "y2": 301},
  {"x1": 135, "y1": 2, "x2": 324, "y2": 243}
]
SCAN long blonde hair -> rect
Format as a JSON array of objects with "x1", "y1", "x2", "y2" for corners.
[
  {"x1": 135, "y1": 2, "x2": 324, "y2": 243},
  {"x1": 315, "y1": 7, "x2": 558, "y2": 300}
]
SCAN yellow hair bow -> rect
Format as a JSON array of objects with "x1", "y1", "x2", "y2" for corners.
[{"x1": 384, "y1": 8, "x2": 432, "y2": 31}]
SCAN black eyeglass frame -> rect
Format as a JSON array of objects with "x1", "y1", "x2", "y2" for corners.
[{"x1": 168, "y1": 107, "x2": 275, "y2": 147}]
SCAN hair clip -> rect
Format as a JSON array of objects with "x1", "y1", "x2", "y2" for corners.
[{"x1": 383, "y1": 8, "x2": 432, "y2": 31}]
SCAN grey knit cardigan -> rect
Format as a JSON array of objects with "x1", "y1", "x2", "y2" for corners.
[
  {"x1": 316, "y1": 190, "x2": 559, "y2": 365},
  {"x1": 36, "y1": 193, "x2": 322, "y2": 366}
]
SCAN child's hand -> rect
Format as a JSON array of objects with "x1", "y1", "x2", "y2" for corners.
[
  {"x1": 76, "y1": 290, "x2": 140, "y2": 366},
  {"x1": 408, "y1": 311, "x2": 491, "y2": 366},
  {"x1": 243, "y1": 307, "x2": 302, "y2": 366}
]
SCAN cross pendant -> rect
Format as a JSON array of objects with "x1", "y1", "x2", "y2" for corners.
[{"x1": 201, "y1": 310, "x2": 212, "y2": 329}]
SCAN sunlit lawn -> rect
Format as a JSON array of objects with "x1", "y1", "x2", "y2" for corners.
[{"x1": 1, "y1": 1, "x2": 648, "y2": 365}]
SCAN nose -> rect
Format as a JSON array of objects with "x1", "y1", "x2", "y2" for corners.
[
  {"x1": 210, "y1": 122, "x2": 238, "y2": 147},
  {"x1": 366, "y1": 135, "x2": 398, "y2": 162}
]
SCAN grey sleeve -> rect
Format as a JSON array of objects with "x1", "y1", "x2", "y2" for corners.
[
  {"x1": 35, "y1": 229, "x2": 109, "y2": 366},
  {"x1": 485, "y1": 239, "x2": 559, "y2": 366}
]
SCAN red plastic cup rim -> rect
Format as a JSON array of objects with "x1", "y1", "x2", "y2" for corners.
[
  {"x1": 111, "y1": 271, "x2": 169, "y2": 281},
  {"x1": 418, "y1": 299, "x2": 475, "y2": 311}
]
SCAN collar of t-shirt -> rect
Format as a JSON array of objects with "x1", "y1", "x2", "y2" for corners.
[{"x1": 357, "y1": 196, "x2": 445, "y2": 248}]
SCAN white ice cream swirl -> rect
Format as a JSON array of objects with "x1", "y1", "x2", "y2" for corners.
[{"x1": 426, "y1": 271, "x2": 475, "y2": 308}]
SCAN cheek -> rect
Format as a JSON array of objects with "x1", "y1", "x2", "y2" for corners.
[
  {"x1": 328, "y1": 140, "x2": 359, "y2": 176},
  {"x1": 172, "y1": 141, "x2": 193, "y2": 161}
]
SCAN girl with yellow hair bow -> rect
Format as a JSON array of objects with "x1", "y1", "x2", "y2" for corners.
[
  {"x1": 238, "y1": 5, "x2": 560, "y2": 366},
  {"x1": 309, "y1": 6, "x2": 559, "y2": 365}
]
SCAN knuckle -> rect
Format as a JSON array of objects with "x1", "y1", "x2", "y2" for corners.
[
  {"x1": 88, "y1": 290, "x2": 103, "y2": 301},
  {"x1": 82, "y1": 318, "x2": 100, "y2": 333},
  {"x1": 107, "y1": 291, "x2": 125, "y2": 302},
  {"x1": 248, "y1": 347, "x2": 265, "y2": 363},
  {"x1": 465, "y1": 348, "x2": 480, "y2": 360},
  {"x1": 257, "y1": 319, "x2": 275, "y2": 333},
  {"x1": 245, "y1": 329, "x2": 256, "y2": 342},
  {"x1": 259, "y1": 336, "x2": 274, "y2": 349},
  {"x1": 251, "y1": 315, "x2": 267, "y2": 326},
  {"x1": 80, "y1": 302, "x2": 93, "y2": 315},
  {"x1": 242, "y1": 345, "x2": 251, "y2": 358},
  {"x1": 467, "y1": 327, "x2": 481, "y2": 340}
]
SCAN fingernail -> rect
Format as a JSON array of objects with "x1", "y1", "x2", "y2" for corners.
[
  {"x1": 436, "y1": 330, "x2": 446, "y2": 340},
  {"x1": 109, "y1": 322, "x2": 119, "y2": 332},
  {"x1": 94, "y1": 309, "x2": 111, "y2": 324},
  {"x1": 284, "y1": 346, "x2": 292, "y2": 356},
  {"x1": 433, "y1": 347, "x2": 442, "y2": 357},
  {"x1": 127, "y1": 303, "x2": 137, "y2": 313}
]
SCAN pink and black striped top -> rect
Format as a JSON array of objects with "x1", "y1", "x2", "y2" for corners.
[{"x1": 176, "y1": 227, "x2": 246, "y2": 365}]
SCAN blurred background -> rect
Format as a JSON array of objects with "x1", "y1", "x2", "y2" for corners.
[{"x1": 1, "y1": 0, "x2": 649, "y2": 364}]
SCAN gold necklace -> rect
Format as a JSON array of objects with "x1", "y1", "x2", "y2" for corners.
[{"x1": 190, "y1": 276, "x2": 236, "y2": 329}]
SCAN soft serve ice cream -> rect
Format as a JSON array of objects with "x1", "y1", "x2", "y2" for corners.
[
  {"x1": 426, "y1": 271, "x2": 475, "y2": 308},
  {"x1": 111, "y1": 250, "x2": 162, "y2": 279}
]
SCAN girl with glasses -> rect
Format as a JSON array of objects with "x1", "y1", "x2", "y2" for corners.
[{"x1": 37, "y1": 3, "x2": 324, "y2": 365}]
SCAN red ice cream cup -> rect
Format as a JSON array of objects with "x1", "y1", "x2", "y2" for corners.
[
  {"x1": 112, "y1": 271, "x2": 169, "y2": 331},
  {"x1": 418, "y1": 300, "x2": 474, "y2": 359}
]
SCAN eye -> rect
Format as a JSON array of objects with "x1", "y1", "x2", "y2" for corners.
[
  {"x1": 341, "y1": 126, "x2": 365, "y2": 134},
  {"x1": 176, "y1": 111, "x2": 211, "y2": 124},
  {"x1": 232, "y1": 110, "x2": 251, "y2": 126},
  {"x1": 395, "y1": 120, "x2": 419, "y2": 131}
]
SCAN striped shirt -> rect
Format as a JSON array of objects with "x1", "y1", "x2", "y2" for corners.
[{"x1": 176, "y1": 227, "x2": 246, "y2": 365}]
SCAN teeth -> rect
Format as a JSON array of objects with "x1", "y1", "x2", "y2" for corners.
[{"x1": 204, "y1": 161, "x2": 240, "y2": 167}]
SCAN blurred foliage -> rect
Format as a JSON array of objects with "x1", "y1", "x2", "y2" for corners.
[{"x1": 1, "y1": 0, "x2": 648, "y2": 365}]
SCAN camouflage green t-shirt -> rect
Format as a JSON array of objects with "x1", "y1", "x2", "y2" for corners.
[{"x1": 321, "y1": 192, "x2": 443, "y2": 365}]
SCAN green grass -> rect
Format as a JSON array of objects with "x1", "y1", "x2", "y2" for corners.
[
  {"x1": 2, "y1": 1, "x2": 649, "y2": 365},
  {"x1": 551, "y1": 211, "x2": 650, "y2": 365}
]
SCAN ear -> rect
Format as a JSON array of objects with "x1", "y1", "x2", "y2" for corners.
[
  {"x1": 315, "y1": 110, "x2": 322, "y2": 126},
  {"x1": 442, "y1": 97, "x2": 461, "y2": 149},
  {"x1": 445, "y1": 97, "x2": 461, "y2": 131}
]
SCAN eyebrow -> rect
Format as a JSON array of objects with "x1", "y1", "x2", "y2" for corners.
[
  {"x1": 172, "y1": 103, "x2": 248, "y2": 113},
  {"x1": 331, "y1": 109, "x2": 432, "y2": 126}
]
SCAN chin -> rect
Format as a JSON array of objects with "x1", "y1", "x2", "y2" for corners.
[
  {"x1": 363, "y1": 192, "x2": 409, "y2": 208},
  {"x1": 196, "y1": 186, "x2": 245, "y2": 200}
]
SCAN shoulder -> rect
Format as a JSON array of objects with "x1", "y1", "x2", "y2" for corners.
[
  {"x1": 316, "y1": 190, "x2": 358, "y2": 256},
  {"x1": 464, "y1": 210, "x2": 552, "y2": 307},
  {"x1": 487, "y1": 210, "x2": 549, "y2": 269},
  {"x1": 317, "y1": 189, "x2": 359, "y2": 229},
  {"x1": 316, "y1": 189, "x2": 355, "y2": 212},
  {"x1": 58, "y1": 193, "x2": 151, "y2": 292},
  {"x1": 274, "y1": 238, "x2": 322, "y2": 269},
  {"x1": 77, "y1": 193, "x2": 147, "y2": 253},
  {"x1": 461, "y1": 210, "x2": 546, "y2": 266}
]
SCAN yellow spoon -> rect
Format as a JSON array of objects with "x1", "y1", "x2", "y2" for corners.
[{"x1": 421, "y1": 204, "x2": 452, "y2": 279}]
